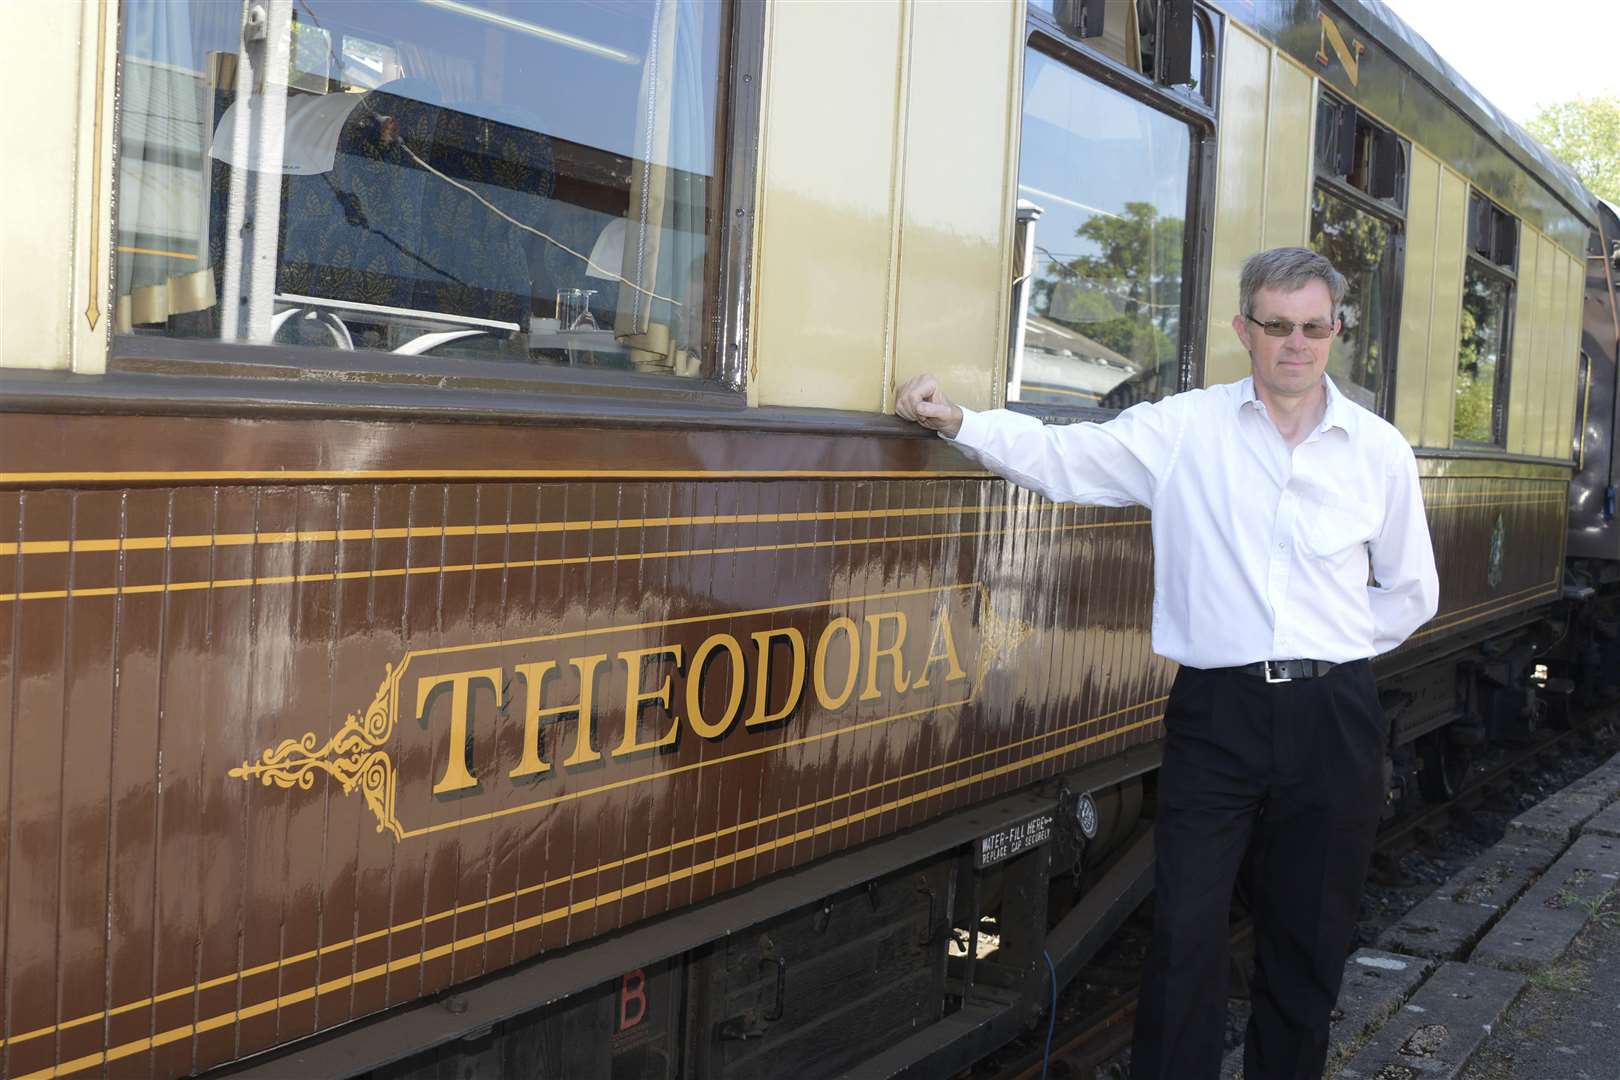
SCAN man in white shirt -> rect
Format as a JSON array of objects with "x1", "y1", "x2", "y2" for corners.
[{"x1": 895, "y1": 247, "x2": 1439, "y2": 1080}]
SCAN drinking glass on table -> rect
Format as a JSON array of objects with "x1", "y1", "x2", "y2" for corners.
[{"x1": 554, "y1": 288, "x2": 599, "y2": 365}]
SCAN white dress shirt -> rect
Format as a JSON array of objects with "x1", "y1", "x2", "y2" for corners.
[{"x1": 949, "y1": 376, "x2": 1439, "y2": 669}]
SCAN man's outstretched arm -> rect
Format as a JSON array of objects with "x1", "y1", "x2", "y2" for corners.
[{"x1": 893, "y1": 373, "x2": 1190, "y2": 509}]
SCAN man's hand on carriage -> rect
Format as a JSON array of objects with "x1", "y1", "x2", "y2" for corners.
[{"x1": 894, "y1": 374, "x2": 964, "y2": 438}]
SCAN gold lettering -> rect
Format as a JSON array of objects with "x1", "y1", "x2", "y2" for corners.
[
  {"x1": 813, "y1": 616, "x2": 860, "y2": 710},
  {"x1": 747, "y1": 626, "x2": 806, "y2": 728},
  {"x1": 686, "y1": 633, "x2": 746, "y2": 740},
  {"x1": 859, "y1": 611, "x2": 911, "y2": 701},
  {"x1": 559, "y1": 654, "x2": 611, "y2": 768},
  {"x1": 912, "y1": 610, "x2": 968, "y2": 689},
  {"x1": 512, "y1": 655, "x2": 607, "y2": 778},
  {"x1": 1316, "y1": 13, "x2": 1365, "y2": 85},
  {"x1": 612, "y1": 644, "x2": 684, "y2": 758},
  {"x1": 419, "y1": 668, "x2": 503, "y2": 795}
]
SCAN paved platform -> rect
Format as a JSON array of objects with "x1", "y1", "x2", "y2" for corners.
[
  {"x1": 1212, "y1": 752, "x2": 1620, "y2": 1078},
  {"x1": 1218, "y1": 950, "x2": 1436, "y2": 1079},
  {"x1": 1506, "y1": 752, "x2": 1620, "y2": 845},
  {"x1": 1458, "y1": 895, "x2": 1620, "y2": 1080},
  {"x1": 1470, "y1": 832, "x2": 1620, "y2": 974},
  {"x1": 1581, "y1": 799, "x2": 1620, "y2": 839},
  {"x1": 1330, "y1": 751, "x2": 1620, "y2": 1078},
  {"x1": 1376, "y1": 837, "x2": 1561, "y2": 961},
  {"x1": 1334, "y1": 962, "x2": 1525, "y2": 1080}
]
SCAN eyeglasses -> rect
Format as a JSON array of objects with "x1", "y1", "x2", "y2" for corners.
[{"x1": 1245, "y1": 314, "x2": 1337, "y2": 339}]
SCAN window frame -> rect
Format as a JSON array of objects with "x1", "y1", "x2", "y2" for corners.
[
  {"x1": 1310, "y1": 90, "x2": 1408, "y2": 421},
  {"x1": 1452, "y1": 191, "x2": 1519, "y2": 449},
  {"x1": 1009, "y1": 3, "x2": 1220, "y2": 422},
  {"x1": 104, "y1": 0, "x2": 761, "y2": 405}
]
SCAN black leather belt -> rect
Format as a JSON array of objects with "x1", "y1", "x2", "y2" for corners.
[{"x1": 1226, "y1": 659, "x2": 1339, "y2": 683}]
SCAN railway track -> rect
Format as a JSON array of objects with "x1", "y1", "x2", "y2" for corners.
[{"x1": 985, "y1": 707, "x2": 1620, "y2": 1080}]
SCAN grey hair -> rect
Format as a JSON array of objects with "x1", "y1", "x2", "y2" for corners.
[{"x1": 1239, "y1": 247, "x2": 1347, "y2": 317}]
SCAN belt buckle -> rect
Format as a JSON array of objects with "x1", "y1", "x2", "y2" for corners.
[{"x1": 1263, "y1": 660, "x2": 1292, "y2": 684}]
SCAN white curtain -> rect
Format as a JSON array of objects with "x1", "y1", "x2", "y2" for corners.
[
  {"x1": 615, "y1": 0, "x2": 708, "y2": 376},
  {"x1": 115, "y1": 0, "x2": 223, "y2": 331}
]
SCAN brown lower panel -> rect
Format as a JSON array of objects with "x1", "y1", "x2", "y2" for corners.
[{"x1": 0, "y1": 413, "x2": 1570, "y2": 1079}]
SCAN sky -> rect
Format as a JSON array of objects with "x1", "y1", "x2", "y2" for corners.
[{"x1": 1378, "y1": 0, "x2": 1620, "y2": 124}]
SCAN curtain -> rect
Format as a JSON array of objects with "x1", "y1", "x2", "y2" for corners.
[
  {"x1": 615, "y1": 0, "x2": 708, "y2": 376},
  {"x1": 115, "y1": 0, "x2": 225, "y2": 332}
]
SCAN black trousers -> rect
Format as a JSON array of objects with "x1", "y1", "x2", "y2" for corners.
[{"x1": 1130, "y1": 661, "x2": 1385, "y2": 1080}]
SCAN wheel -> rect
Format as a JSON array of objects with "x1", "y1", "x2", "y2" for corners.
[{"x1": 1417, "y1": 733, "x2": 1471, "y2": 803}]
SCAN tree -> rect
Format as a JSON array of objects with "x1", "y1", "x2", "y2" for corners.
[
  {"x1": 1068, "y1": 202, "x2": 1185, "y2": 334},
  {"x1": 1525, "y1": 95, "x2": 1620, "y2": 204}
]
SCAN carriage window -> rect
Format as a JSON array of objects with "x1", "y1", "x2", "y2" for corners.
[
  {"x1": 1454, "y1": 194, "x2": 1518, "y2": 445},
  {"x1": 1028, "y1": 0, "x2": 1210, "y2": 101},
  {"x1": 1310, "y1": 188, "x2": 1398, "y2": 412},
  {"x1": 1009, "y1": 47, "x2": 1194, "y2": 410},
  {"x1": 1310, "y1": 92, "x2": 1406, "y2": 415},
  {"x1": 114, "y1": 0, "x2": 723, "y2": 378}
]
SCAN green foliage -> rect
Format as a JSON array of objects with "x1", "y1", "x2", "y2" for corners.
[
  {"x1": 1310, "y1": 188, "x2": 1394, "y2": 398},
  {"x1": 1526, "y1": 96, "x2": 1620, "y2": 204},
  {"x1": 1035, "y1": 202, "x2": 1183, "y2": 365},
  {"x1": 1454, "y1": 372, "x2": 1493, "y2": 442},
  {"x1": 1453, "y1": 271, "x2": 1506, "y2": 443}
]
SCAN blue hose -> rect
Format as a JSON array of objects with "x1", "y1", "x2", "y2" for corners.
[{"x1": 1042, "y1": 950, "x2": 1057, "y2": 1080}]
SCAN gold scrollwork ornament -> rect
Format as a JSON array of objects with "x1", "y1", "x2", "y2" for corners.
[{"x1": 230, "y1": 664, "x2": 405, "y2": 839}]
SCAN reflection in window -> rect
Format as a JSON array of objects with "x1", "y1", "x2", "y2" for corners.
[
  {"x1": 115, "y1": 0, "x2": 722, "y2": 376},
  {"x1": 1027, "y1": 0, "x2": 1207, "y2": 99},
  {"x1": 1454, "y1": 195, "x2": 1517, "y2": 445},
  {"x1": 1011, "y1": 49, "x2": 1191, "y2": 410},
  {"x1": 1316, "y1": 91, "x2": 1405, "y2": 209},
  {"x1": 1454, "y1": 266, "x2": 1510, "y2": 443},
  {"x1": 1310, "y1": 187, "x2": 1396, "y2": 412}
]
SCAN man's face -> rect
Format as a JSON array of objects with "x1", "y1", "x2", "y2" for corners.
[{"x1": 1231, "y1": 281, "x2": 1339, "y2": 400}]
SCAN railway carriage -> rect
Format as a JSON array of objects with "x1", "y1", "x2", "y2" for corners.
[{"x1": 0, "y1": 0, "x2": 1617, "y2": 1077}]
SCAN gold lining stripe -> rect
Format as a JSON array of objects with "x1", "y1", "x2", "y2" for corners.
[
  {"x1": 1410, "y1": 579, "x2": 1559, "y2": 640},
  {"x1": 1422, "y1": 479, "x2": 1568, "y2": 484},
  {"x1": 0, "y1": 490, "x2": 1563, "y2": 561},
  {"x1": 0, "y1": 467, "x2": 989, "y2": 485},
  {"x1": 82, "y1": 0, "x2": 108, "y2": 331},
  {"x1": 1423, "y1": 495, "x2": 1565, "y2": 510},
  {"x1": 0, "y1": 500, "x2": 1061, "y2": 558},
  {"x1": 0, "y1": 456, "x2": 1573, "y2": 489},
  {"x1": 0, "y1": 518, "x2": 1148, "y2": 604},
  {"x1": 401, "y1": 691, "x2": 973, "y2": 838},
  {"x1": 1414, "y1": 466, "x2": 1574, "y2": 481},
  {"x1": 4, "y1": 701, "x2": 1166, "y2": 1068},
  {"x1": 1427, "y1": 578, "x2": 1557, "y2": 622},
  {"x1": 390, "y1": 582, "x2": 979, "y2": 665},
  {"x1": 113, "y1": 245, "x2": 199, "y2": 261},
  {"x1": 0, "y1": 490, "x2": 1558, "y2": 566}
]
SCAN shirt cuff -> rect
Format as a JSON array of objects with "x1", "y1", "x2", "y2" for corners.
[{"x1": 939, "y1": 404, "x2": 981, "y2": 445}]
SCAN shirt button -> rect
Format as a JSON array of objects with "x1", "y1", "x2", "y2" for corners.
[{"x1": 1278, "y1": 542, "x2": 1288, "y2": 551}]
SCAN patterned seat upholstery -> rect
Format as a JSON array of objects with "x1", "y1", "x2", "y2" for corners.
[
  {"x1": 415, "y1": 102, "x2": 554, "y2": 348},
  {"x1": 277, "y1": 79, "x2": 444, "y2": 339},
  {"x1": 207, "y1": 78, "x2": 552, "y2": 354}
]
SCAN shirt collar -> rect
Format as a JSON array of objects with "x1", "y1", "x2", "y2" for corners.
[{"x1": 1236, "y1": 374, "x2": 1354, "y2": 436}]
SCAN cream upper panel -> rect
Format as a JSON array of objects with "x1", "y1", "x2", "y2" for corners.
[
  {"x1": 1420, "y1": 167, "x2": 1467, "y2": 450},
  {"x1": 1203, "y1": 25, "x2": 1270, "y2": 387},
  {"x1": 1204, "y1": 29, "x2": 1319, "y2": 387},
  {"x1": 751, "y1": 0, "x2": 1018, "y2": 412},
  {"x1": 1391, "y1": 147, "x2": 1440, "y2": 444},
  {"x1": 889, "y1": 1, "x2": 1021, "y2": 415},
  {"x1": 1505, "y1": 232, "x2": 1540, "y2": 455},
  {"x1": 749, "y1": 0, "x2": 907, "y2": 410},
  {"x1": 1259, "y1": 55, "x2": 1313, "y2": 253},
  {"x1": 0, "y1": 1, "x2": 115, "y2": 373}
]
